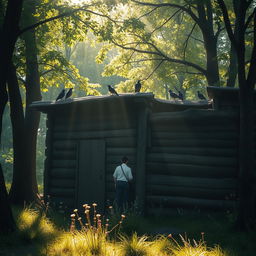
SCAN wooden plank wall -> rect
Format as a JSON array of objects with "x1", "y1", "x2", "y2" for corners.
[
  {"x1": 146, "y1": 109, "x2": 240, "y2": 215},
  {"x1": 46, "y1": 112, "x2": 137, "y2": 209}
]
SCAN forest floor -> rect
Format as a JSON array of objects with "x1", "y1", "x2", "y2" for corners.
[{"x1": 0, "y1": 207, "x2": 255, "y2": 256}]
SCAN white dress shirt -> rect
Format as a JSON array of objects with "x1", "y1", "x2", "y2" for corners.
[{"x1": 113, "y1": 163, "x2": 133, "y2": 182}]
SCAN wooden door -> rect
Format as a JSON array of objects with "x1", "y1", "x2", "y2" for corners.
[{"x1": 77, "y1": 140, "x2": 105, "y2": 212}]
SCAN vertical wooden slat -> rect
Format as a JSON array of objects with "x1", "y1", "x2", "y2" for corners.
[
  {"x1": 44, "y1": 114, "x2": 54, "y2": 200},
  {"x1": 135, "y1": 100, "x2": 150, "y2": 214},
  {"x1": 77, "y1": 140, "x2": 105, "y2": 212}
]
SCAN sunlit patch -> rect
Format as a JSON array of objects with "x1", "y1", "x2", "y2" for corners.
[{"x1": 66, "y1": 0, "x2": 92, "y2": 6}]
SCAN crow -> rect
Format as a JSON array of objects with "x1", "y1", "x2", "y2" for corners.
[
  {"x1": 135, "y1": 80, "x2": 141, "y2": 93},
  {"x1": 169, "y1": 89, "x2": 181, "y2": 100},
  {"x1": 174, "y1": 86, "x2": 184, "y2": 101},
  {"x1": 108, "y1": 85, "x2": 119, "y2": 96},
  {"x1": 65, "y1": 88, "x2": 73, "y2": 99},
  {"x1": 197, "y1": 91, "x2": 207, "y2": 100},
  {"x1": 55, "y1": 89, "x2": 65, "y2": 101},
  {"x1": 178, "y1": 91, "x2": 184, "y2": 101}
]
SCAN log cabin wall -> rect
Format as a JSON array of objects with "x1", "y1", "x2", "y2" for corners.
[
  {"x1": 146, "y1": 109, "x2": 240, "y2": 215},
  {"x1": 31, "y1": 88, "x2": 255, "y2": 214},
  {"x1": 40, "y1": 94, "x2": 153, "y2": 210}
]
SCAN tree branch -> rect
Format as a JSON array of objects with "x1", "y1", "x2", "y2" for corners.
[
  {"x1": 151, "y1": 9, "x2": 182, "y2": 34},
  {"x1": 138, "y1": 6, "x2": 160, "y2": 19},
  {"x1": 144, "y1": 60, "x2": 164, "y2": 80},
  {"x1": 18, "y1": 7, "x2": 88, "y2": 36},
  {"x1": 111, "y1": 38, "x2": 207, "y2": 75},
  {"x1": 132, "y1": 0, "x2": 200, "y2": 25},
  {"x1": 245, "y1": 8, "x2": 256, "y2": 30},
  {"x1": 183, "y1": 22, "x2": 196, "y2": 59},
  {"x1": 217, "y1": 0, "x2": 237, "y2": 47},
  {"x1": 18, "y1": 4, "x2": 117, "y2": 36}
]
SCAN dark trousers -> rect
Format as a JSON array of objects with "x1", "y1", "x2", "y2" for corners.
[{"x1": 115, "y1": 181, "x2": 129, "y2": 210}]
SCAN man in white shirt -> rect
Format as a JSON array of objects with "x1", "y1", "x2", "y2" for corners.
[{"x1": 113, "y1": 156, "x2": 133, "y2": 210}]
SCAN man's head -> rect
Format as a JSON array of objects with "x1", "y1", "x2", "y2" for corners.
[{"x1": 122, "y1": 156, "x2": 128, "y2": 163}]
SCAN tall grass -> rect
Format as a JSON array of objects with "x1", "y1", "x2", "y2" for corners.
[{"x1": 1, "y1": 205, "x2": 251, "y2": 256}]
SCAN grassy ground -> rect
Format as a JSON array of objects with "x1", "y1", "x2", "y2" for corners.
[{"x1": 0, "y1": 206, "x2": 255, "y2": 256}]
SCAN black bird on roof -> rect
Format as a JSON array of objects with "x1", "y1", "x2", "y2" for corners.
[
  {"x1": 178, "y1": 91, "x2": 184, "y2": 101},
  {"x1": 55, "y1": 89, "x2": 65, "y2": 101},
  {"x1": 108, "y1": 85, "x2": 119, "y2": 96},
  {"x1": 169, "y1": 89, "x2": 181, "y2": 100},
  {"x1": 197, "y1": 91, "x2": 207, "y2": 100},
  {"x1": 65, "y1": 88, "x2": 73, "y2": 99},
  {"x1": 176, "y1": 89, "x2": 184, "y2": 100},
  {"x1": 174, "y1": 86, "x2": 184, "y2": 101},
  {"x1": 135, "y1": 80, "x2": 141, "y2": 93}
]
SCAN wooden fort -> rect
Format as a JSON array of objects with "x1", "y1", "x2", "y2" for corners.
[{"x1": 31, "y1": 86, "x2": 253, "y2": 215}]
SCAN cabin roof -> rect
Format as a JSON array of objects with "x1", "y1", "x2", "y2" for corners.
[{"x1": 30, "y1": 92, "x2": 211, "y2": 114}]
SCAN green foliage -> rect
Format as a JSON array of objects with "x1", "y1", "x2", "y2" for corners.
[
  {"x1": 119, "y1": 233, "x2": 149, "y2": 256},
  {"x1": 16, "y1": 207, "x2": 56, "y2": 243}
]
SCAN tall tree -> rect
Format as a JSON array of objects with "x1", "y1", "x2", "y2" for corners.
[
  {"x1": 217, "y1": 0, "x2": 256, "y2": 230},
  {"x1": 9, "y1": 0, "x2": 41, "y2": 204},
  {"x1": 6, "y1": 0, "x2": 101, "y2": 204},
  {"x1": 0, "y1": 0, "x2": 24, "y2": 232}
]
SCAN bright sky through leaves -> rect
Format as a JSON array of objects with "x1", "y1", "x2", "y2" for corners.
[{"x1": 67, "y1": 0, "x2": 91, "y2": 5}]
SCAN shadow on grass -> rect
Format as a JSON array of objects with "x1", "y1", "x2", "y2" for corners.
[{"x1": 0, "y1": 206, "x2": 63, "y2": 256}]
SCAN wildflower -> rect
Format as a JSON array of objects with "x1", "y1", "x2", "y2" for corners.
[
  {"x1": 92, "y1": 203, "x2": 97, "y2": 207},
  {"x1": 73, "y1": 209, "x2": 78, "y2": 213}
]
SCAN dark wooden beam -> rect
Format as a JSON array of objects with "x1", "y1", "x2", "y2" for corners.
[
  {"x1": 44, "y1": 114, "x2": 54, "y2": 199},
  {"x1": 135, "y1": 99, "x2": 150, "y2": 214}
]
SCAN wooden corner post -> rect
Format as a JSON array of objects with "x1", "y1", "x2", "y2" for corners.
[
  {"x1": 135, "y1": 99, "x2": 150, "y2": 214},
  {"x1": 44, "y1": 114, "x2": 54, "y2": 201}
]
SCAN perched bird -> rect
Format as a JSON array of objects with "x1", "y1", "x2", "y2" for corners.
[
  {"x1": 108, "y1": 85, "x2": 119, "y2": 96},
  {"x1": 178, "y1": 91, "x2": 184, "y2": 101},
  {"x1": 65, "y1": 88, "x2": 73, "y2": 99},
  {"x1": 197, "y1": 91, "x2": 207, "y2": 100},
  {"x1": 135, "y1": 80, "x2": 142, "y2": 93},
  {"x1": 169, "y1": 89, "x2": 181, "y2": 100},
  {"x1": 174, "y1": 86, "x2": 184, "y2": 101},
  {"x1": 55, "y1": 89, "x2": 65, "y2": 101}
]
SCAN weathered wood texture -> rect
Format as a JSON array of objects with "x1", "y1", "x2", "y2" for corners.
[
  {"x1": 135, "y1": 102, "x2": 149, "y2": 213},
  {"x1": 146, "y1": 163, "x2": 236, "y2": 178},
  {"x1": 77, "y1": 140, "x2": 105, "y2": 212},
  {"x1": 146, "y1": 196, "x2": 236, "y2": 210},
  {"x1": 44, "y1": 115, "x2": 54, "y2": 200},
  {"x1": 53, "y1": 129, "x2": 136, "y2": 140},
  {"x1": 45, "y1": 137, "x2": 78, "y2": 209},
  {"x1": 146, "y1": 109, "x2": 239, "y2": 211},
  {"x1": 147, "y1": 184, "x2": 234, "y2": 200},
  {"x1": 44, "y1": 101, "x2": 245, "y2": 212}
]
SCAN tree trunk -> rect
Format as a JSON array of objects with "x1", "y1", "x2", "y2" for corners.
[
  {"x1": 197, "y1": 1, "x2": 220, "y2": 86},
  {"x1": 0, "y1": 164, "x2": 16, "y2": 233},
  {"x1": 226, "y1": 0, "x2": 239, "y2": 87},
  {"x1": 9, "y1": 0, "x2": 41, "y2": 204},
  {"x1": 23, "y1": 4, "x2": 42, "y2": 200},
  {"x1": 7, "y1": 62, "x2": 34, "y2": 204},
  {"x1": 0, "y1": 0, "x2": 24, "y2": 232},
  {"x1": 226, "y1": 43, "x2": 238, "y2": 87}
]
